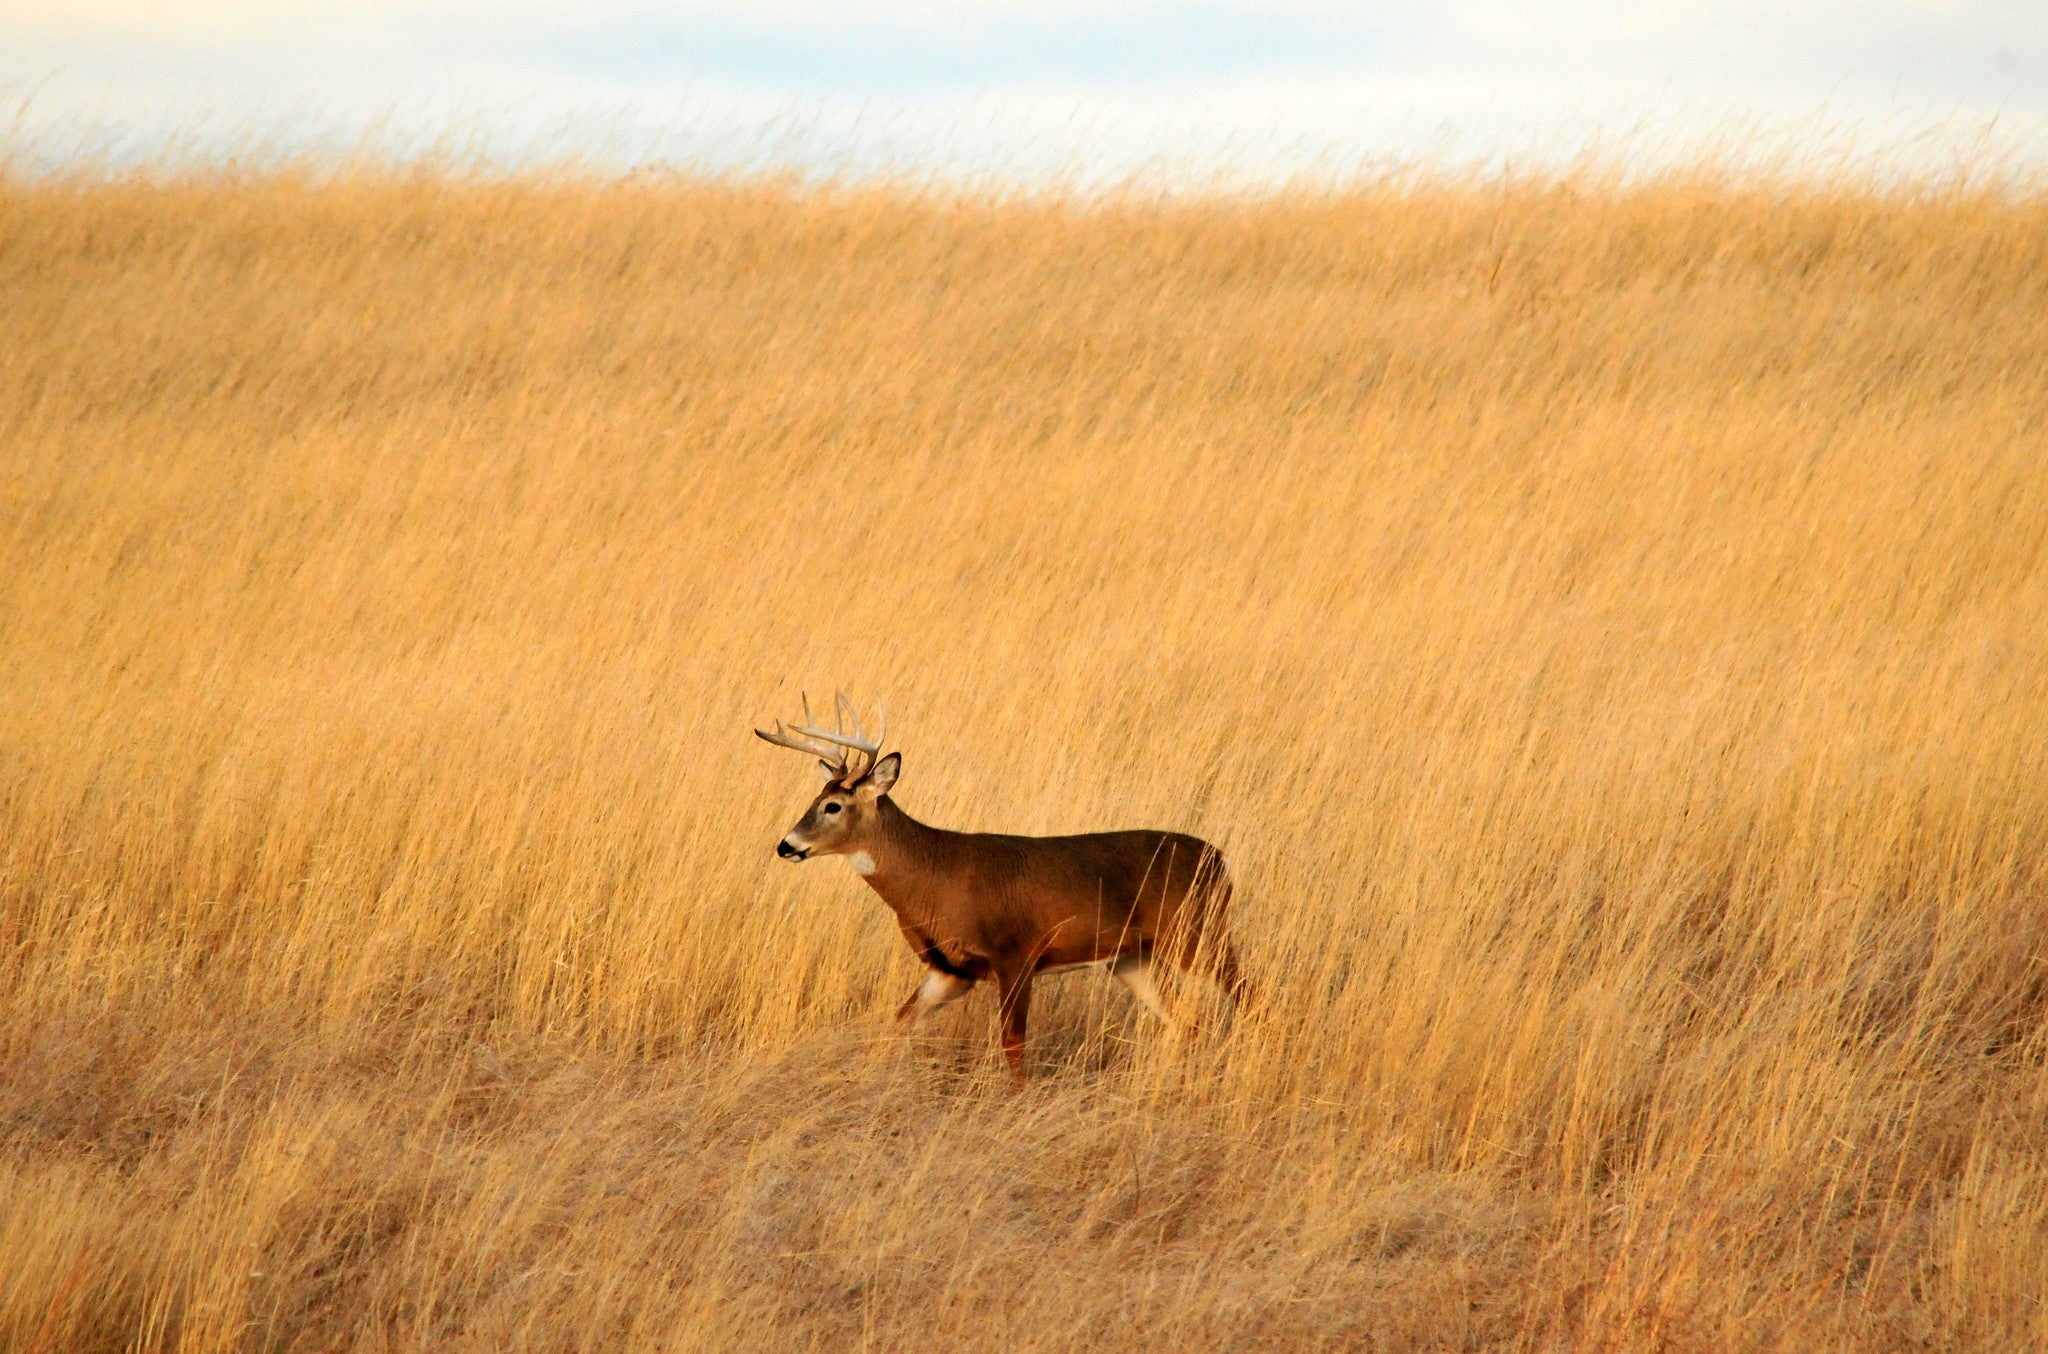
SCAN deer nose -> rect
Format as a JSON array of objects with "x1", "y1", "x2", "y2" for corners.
[{"x1": 777, "y1": 840, "x2": 806, "y2": 860}]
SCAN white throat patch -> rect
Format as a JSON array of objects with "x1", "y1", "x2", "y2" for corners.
[{"x1": 847, "y1": 850, "x2": 877, "y2": 876}]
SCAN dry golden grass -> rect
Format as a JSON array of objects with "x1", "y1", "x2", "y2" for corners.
[{"x1": 2, "y1": 156, "x2": 2046, "y2": 1351}]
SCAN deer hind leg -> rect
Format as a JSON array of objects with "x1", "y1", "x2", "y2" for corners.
[
  {"x1": 896, "y1": 969, "x2": 974, "y2": 1029},
  {"x1": 1210, "y1": 942, "x2": 1255, "y2": 1011},
  {"x1": 1110, "y1": 953, "x2": 1179, "y2": 1027},
  {"x1": 994, "y1": 966, "x2": 1034, "y2": 1084}
]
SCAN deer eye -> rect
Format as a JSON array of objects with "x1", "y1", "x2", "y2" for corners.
[{"x1": 822, "y1": 802, "x2": 842, "y2": 815}]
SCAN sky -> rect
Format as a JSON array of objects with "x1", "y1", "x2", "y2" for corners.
[{"x1": 5, "y1": 2, "x2": 2046, "y2": 180}]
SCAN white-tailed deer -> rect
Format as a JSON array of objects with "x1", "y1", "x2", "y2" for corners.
[{"x1": 757, "y1": 693, "x2": 1251, "y2": 1081}]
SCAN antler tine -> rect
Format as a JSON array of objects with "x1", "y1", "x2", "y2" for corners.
[
  {"x1": 847, "y1": 693, "x2": 880, "y2": 783},
  {"x1": 835, "y1": 690, "x2": 860, "y2": 741},
  {"x1": 873, "y1": 698, "x2": 886, "y2": 753}
]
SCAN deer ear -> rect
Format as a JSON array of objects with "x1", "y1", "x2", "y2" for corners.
[{"x1": 864, "y1": 752, "x2": 901, "y2": 795}]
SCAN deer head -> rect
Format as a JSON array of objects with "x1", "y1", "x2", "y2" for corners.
[{"x1": 756, "y1": 692, "x2": 900, "y2": 861}]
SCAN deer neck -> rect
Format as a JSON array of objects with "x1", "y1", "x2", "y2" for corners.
[{"x1": 845, "y1": 797, "x2": 947, "y2": 903}]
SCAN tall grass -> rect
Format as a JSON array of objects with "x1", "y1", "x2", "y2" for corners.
[{"x1": 2, "y1": 159, "x2": 2046, "y2": 1349}]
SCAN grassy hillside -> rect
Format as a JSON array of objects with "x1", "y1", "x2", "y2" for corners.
[{"x1": 3, "y1": 161, "x2": 2046, "y2": 1350}]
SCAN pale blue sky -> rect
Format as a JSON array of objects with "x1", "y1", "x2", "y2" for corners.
[{"x1": 6, "y1": 2, "x2": 2045, "y2": 178}]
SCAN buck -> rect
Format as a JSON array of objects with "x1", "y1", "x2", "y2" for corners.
[{"x1": 758, "y1": 694, "x2": 1250, "y2": 1081}]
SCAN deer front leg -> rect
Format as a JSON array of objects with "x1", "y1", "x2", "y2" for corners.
[
  {"x1": 1110, "y1": 953, "x2": 1178, "y2": 1026},
  {"x1": 993, "y1": 965, "x2": 1034, "y2": 1084},
  {"x1": 895, "y1": 969, "x2": 974, "y2": 1029}
]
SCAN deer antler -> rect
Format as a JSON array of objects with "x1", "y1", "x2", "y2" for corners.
[
  {"x1": 757, "y1": 691, "x2": 889, "y2": 784},
  {"x1": 755, "y1": 719, "x2": 853, "y2": 774},
  {"x1": 791, "y1": 690, "x2": 883, "y2": 782}
]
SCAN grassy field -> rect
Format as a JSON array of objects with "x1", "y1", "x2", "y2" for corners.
[{"x1": 2, "y1": 156, "x2": 2047, "y2": 1350}]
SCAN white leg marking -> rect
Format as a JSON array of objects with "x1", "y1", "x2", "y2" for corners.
[
  {"x1": 1111, "y1": 954, "x2": 1176, "y2": 1024},
  {"x1": 847, "y1": 850, "x2": 877, "y2": 876},
  {"x1": 905, "y1": 970, "x2": 974, "y2": 1025}
]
